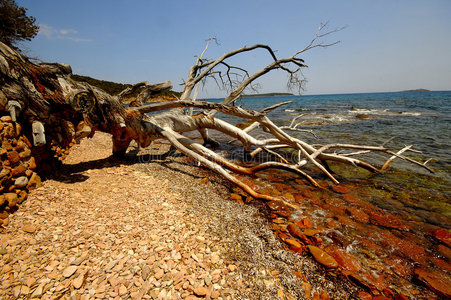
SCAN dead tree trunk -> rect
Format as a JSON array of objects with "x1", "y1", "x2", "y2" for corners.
[{"x1": 0, "y1": 25, "x2": 432, "y2": 209}]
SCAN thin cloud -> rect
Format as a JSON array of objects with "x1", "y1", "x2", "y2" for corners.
[{"x1": 38, "y1": 24, "x2": 91, "y2": 42}]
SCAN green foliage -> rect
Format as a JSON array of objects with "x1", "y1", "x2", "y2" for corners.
[
  {"x1": 71, "y1": 74, "x2": 130, "y2": 95},
  {"x1": 71, "y1": 74, "x2": 182, "y2": 100},
  {"x1": 0, "y1": 0, "x2": 39, "y2": 48}
]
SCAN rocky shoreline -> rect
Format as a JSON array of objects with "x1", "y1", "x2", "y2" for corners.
[{"x1": 0, "y1": 132, "x2": 359, "y2": 299}]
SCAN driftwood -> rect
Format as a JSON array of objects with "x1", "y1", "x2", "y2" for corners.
[{"x1": 0, "y1": 25, "x2": 432, "y2": 207}]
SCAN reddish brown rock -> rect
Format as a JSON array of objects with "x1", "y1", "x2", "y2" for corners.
[
  {"x1": 0, "y1": 195, "x2": 5, "y2": 206},
  {"x1": 307, "y1": 245, "x2": 338, "y2": 269},
  {"x1": 369, "y1": 210, "x2": 409, "y2": 231},
  {"x1": 283, "y1": 192, "x2": 295, "y2": 202},
  {"x1": 437, "y1": 244, "x2": 451, "y2": 261},
  {"x1": 12, "y1": 164, "x2": 27, "y2": 177},
  {"x1": 4, "y1": 193, "x2": 18, "y2": 208},
  {"x1": 345, "y1": 206, "x2": 369, "y2": 223},
  {"x1": 296, "y1": 218, "x2": 313, "y2": 229},
  {"x1": 379, "y1": 231, "x2": 426, "y2": 263},
  {"x1": 287, "y1": 223, "x2": 310, "y2": 244},
  {"x1": 7, "y1": 151, "x2": 20, "y2": 165},
  {"x1": 429, "y1": 257, "x2": 451, "y2": 271},
  {"x1": 393, "y1": 294, "x2": 410, "y2": 300},
  {"x1": 27, "y1": 157, "x2": 37, "y2": 170},
  {"x1": 326, "y1": 231, "x2": 351, "y2": 248},
  {"x1": 372, "y1": 296, "x2": 391, "y2": 300},
  {"x1": 303, "y1": 229, "x2": 320, "y2": 236},
  {"x1": 285, "y1": 238, "x2": 302, "y2": 249},
  {"x1": 199, "y1": 177, "x2": 209, "y2": 184},
  {"x1": 331, "y1": 185, "x2": 350, "y2": 194},
  {"x1": 429, "y1": 229, "x2": 451, "y2": 247},
  {"x1": 341, "y1": 194, "x2": 360, "y2": 204},
  {"x1": 267, "y1": 201, "x2": 292, "y2": 218},
  {"x1": 414, "y1": 268, "x2": 451, "y2": 298},
  {"x1": 325, "y1": 245, "x2": 361, "y2": 273},
  {"x1": 357, "y1": 291, "x2": 372, "y2": 300},
  {"x1": 17, "y1": 190, "x2": 27, "y2": 204}
]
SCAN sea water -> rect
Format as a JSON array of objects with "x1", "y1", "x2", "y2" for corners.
[{"x1": 206, "y1": 91, "x2": 451, "y2": 297}]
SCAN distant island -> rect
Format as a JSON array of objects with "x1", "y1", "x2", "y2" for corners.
[
  {"x1": 400, "y1": 88, "x2": 431, "y2": 92},
  {"x1": 241, "y1": 92, "x2": 294, "y2": 98}
]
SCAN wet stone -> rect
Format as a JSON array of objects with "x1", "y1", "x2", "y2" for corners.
[{"x1": 307, "y1": 245, "x2": 338, "y2": 269}]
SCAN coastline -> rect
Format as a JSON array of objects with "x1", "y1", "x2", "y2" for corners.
[{"x1": 0, "y1": 132, "x2": 356, "y2": 299}]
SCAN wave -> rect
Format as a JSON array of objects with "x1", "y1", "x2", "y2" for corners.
[{"x1": 349, "y1": 108, "x2": 423, "y2": 117}]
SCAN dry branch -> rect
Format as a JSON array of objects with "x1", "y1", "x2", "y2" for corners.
[{"x1": 0, "y1": 28, "x2": 433, "y2": 209}]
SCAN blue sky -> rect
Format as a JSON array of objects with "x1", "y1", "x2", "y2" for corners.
[{"x1": 17, "y1": 0, "x2": 451, "y2": 97}]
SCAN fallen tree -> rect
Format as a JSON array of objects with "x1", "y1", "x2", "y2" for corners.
[{"x1": 0, "y1": 25, "x2": 432, "y2": 208}]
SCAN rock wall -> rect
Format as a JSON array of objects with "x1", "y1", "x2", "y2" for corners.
[{"x1": 0, "y1": 115, "x2": 42, "y2": 227}]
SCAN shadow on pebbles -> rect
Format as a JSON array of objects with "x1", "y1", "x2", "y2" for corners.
[{"x1": 0, "y1": 133, "x2": 356, "y2": 299}]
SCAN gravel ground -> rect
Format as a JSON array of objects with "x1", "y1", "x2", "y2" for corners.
[{"x1": 0, "y1": 132, "x2": 357, "y2": 299}]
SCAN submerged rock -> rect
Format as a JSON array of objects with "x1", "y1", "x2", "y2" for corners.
[
  {"x1": 414, "y1": 268, "x2": 451, "y2": 298},
  {"x1": 307, "y1": 245, "x2": 338, "y2": 269}
]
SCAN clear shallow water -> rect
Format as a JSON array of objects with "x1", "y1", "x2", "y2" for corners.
[
  {"x1": 207, "y1": 91, "x2": 451, "y2": 298},
  {"x1": 213, "y1": 91, "x2": 451, "y2": 183}
]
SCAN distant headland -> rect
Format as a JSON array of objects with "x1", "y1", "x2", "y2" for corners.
[
  {"x1": 399, "y1": 88, "x2": 431, "y2": 92},
  {"x1": 241, "y1": 92, "x2": 294, "y2": 98}
]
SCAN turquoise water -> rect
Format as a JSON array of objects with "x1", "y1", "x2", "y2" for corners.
[{"x1": 212, "y1": 91, "x2": 451, "y2": 183}]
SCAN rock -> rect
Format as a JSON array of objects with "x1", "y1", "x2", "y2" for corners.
[
  {"x1": 62, "y1": 265, "x2": 78, "y2": 278},
  {"x1": 393, "y1": 294, "x2": 410, "y2": 300},
  {"x1": 437, "y1": 244, "x2": 451, "y2": 261},
  {"x1": 429, "y1": 228, "x2": 451, "y2": 247},
  {"x1": 27, "y1": 156, "x2": 36, "y2": 170},
  {"x1": 154, "y1": 268, "x2": 164, "y2": 279},
  {"x1": 73, "y1": 273, "x2": 84, "y2": 289},
  {"x1": 331, "y1": 185, "x2": 350, "y2": 194},
  {"x1": 287, "y1": 223, "x2": 310, "y2": 244},
  {"x1": 369, "y1": 210, "x2": 409, "y2": 231},
  {"x1": 267, "y1": 201, "x2": 292, "y2": 218},
  {"x1": 11, "y1": 163, "x2": 26, "y2": 177},
  {"x1": 345, "y1": 206, "x2": 369, "y2": 223},
  {"x1": 17, "y1": 190, "x2": 27, "y2": 203},
  {"x1": 0, "y1": 167, "x2": 9, "y2": 179},
  {"x1": 211, "y1": 290, "x2": 220, "y2": 299},
  {"x1": 5, "y1": 193, "x2": 18, "y2": 208},
  {"x1": 118, "y1": 284, "x2": 127, "y2": 296},
  {"x1": 325, "y1": 245, "x2": 361, "y2": 273},
  {"x1": 196, "y1": 235, "x2": 206, "y2": 243},
  {"x1": 7, "y1": 150, "x2": 20, "y2": 165},
  {"x1": 296, "y1": 218, "x2": 313, "y2": 229},
  {"x1": 211, "y1": 254, "x2": 219, "y2": 264},
  {"x1": 22, "y1": 224, "x2": 36, "y2": 233},
  {"x1": 27, "y1": 172, "x2": 41, "y2": 189},
  {"x1": 307, "y1": 245, "x2": 338, "y2": 269},
  {"x1": 194, "y1": 286, "x2": 208, "y2": 297},
  {"x1": 303, "y1": 229, "x2": 320, "y2": 236},
  {"x1": 228, "y1": 264, "x2": 236, "y2": 272},
  {"x1": 1, "y1": 116, "x2": 12, "y2": 123},
  {"x1": 285, "y1": 238, "x2": 302, "y2": 249},
  {"x1": 0, "y1": 195, "x2": 5, "y2": 206},
  {"x1": 19, "y1": 149, "x2": 31, "y2": 160},
  {"x1": 414, "y1": 268, "x2": 451, "y2": 298},
  {"x1": 199, "y1": 177, "x2": 209, "y2": 184},
  {"x1": 14, "y1": 176, "x2": 28, "y2": 188},
  {"x1": 142, "y1": 264, "x2": 151, "y2": 280},
  {"x1": 283, "y1": 192, "x2": 295, "y2": 202}
]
